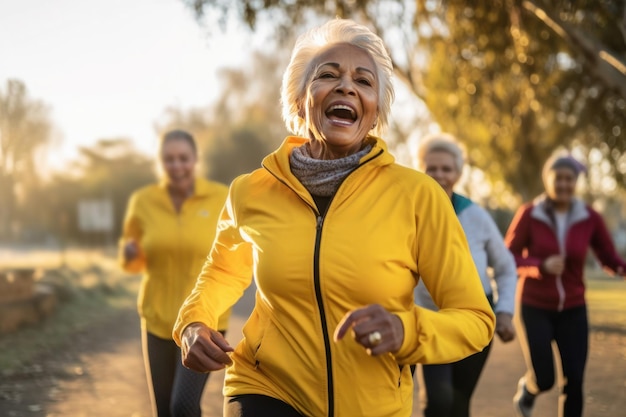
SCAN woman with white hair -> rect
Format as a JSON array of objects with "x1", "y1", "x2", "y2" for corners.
[
  {"x1": 414, "y1": 133, "x2": 518, "y2": 417},
  {"x1": 172, "y1": 19, "x2": 494, "y2": 417}
]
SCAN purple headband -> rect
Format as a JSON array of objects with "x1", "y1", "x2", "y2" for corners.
[{"x1": 550, "y1": 156, "x2": 586, "y2": 176}]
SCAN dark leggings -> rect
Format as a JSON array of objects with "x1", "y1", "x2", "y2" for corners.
[
  {"x1": 420, "y1": 342, "x2": 492, "y2": 417},
  {"x1": 224, "y1": 394, "x2": 304, "y2": 417},
  {"x1": 143, "y1": 331, "x2": 222, "y2": 417},
  {"x1": 518, "y1": 304, "x2": 588, "y2": 417}
]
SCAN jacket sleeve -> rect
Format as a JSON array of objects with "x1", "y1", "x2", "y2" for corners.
[
  {"x1": 393, "y1": 180, "x2": 495, "y2": 365},
  {"x1": 504, "y1": 205, "x2": 544, "y2": 279},
  {"x1": 118, "y1": 192, "x2": 146, "y2": 273},
  {"x1": 589, "y1": 209, "x2": 626, "y2": 273},
  {"x1": 172, "y1": 177, "x2": 253, "y2": 345},
  {"x1": 482, "y1": 209, "x2": 518, "y2": 315}
]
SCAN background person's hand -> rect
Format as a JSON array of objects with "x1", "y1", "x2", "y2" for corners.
[
  {"x1": 123, "y1": 240, "x2": 140, "y2": 262},
  {"x1": 181, "y1": 322, "x2": 234, "y2": 372},
  {"x1": 542, "y1": 255, "x2": 565, "y2": 275},
  {"x1": 495, "y1": 312, "x2": 515, "y2": 343},
  {"x1": 334, "y1": 304, "x2": 404, "y2": 356}
]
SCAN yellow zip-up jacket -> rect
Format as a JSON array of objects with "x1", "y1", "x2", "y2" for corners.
[
  {"x1": 173, "y1": 137, "x2": 495, "y2": 417},
  {"x1": 119, "y1": 177, "x2": 231, "y2": 339}
]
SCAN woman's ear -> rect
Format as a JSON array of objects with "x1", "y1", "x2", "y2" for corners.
[{"x1": 372, "y1": 111, "x2": 379, "y2": 129}]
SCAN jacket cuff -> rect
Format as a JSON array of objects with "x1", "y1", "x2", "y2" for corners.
[
  {"x1": 393, "y1": 309, "x2": 417, "y2": 364},
  {"x1": 172, "y1": 311, "x2": 217, "y2": 346},
  {"x1": 392, "y1": 307, "x2": 436, "y2": 365}
]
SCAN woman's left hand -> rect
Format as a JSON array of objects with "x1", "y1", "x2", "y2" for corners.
[{"x1": 334, "y1": 304, "x2": 404, "y2": 355}]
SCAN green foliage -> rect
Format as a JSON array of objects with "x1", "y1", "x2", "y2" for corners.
[
  {"x1": 182, "y1": 0, "x2": 626, "y2": 205},
  {"x1": 418, "y1": 0, "x2": 626, "y2": 203}
]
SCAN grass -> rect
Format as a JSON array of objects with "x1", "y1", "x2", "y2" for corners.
[
  {"x1": 585, "y1": 270, "x2": 626, "y2": 332},
  {"x1": 0, "y1": 251, "x2": 139, "y2": 373}
]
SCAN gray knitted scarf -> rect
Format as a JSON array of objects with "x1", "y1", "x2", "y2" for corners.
[{"x1": 290, "y1": 142, "x2": 373, "y2": 197}]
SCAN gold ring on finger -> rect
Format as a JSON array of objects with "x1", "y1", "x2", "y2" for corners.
[{"x1": 368, "y1": 331, "x2": 382, "y2": 347}]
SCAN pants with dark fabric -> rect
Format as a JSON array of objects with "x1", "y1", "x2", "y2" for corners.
[
  {"x1": 143, "y1": 331, "x2": 221, "y2": 417},
  {"x1": 420, "y1": 342, "x2": 492, "y2": 417},
  {"x1": 518, "y1": 304, "x2": 588, "y2": 417},
  {"x1": 224, "y1": 394, "x2": 304, "y2": 417}
]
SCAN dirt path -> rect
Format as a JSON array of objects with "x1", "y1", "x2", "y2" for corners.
[
  {"x1": 1, "y1": 285, "x2": 625, "y2": 417},
  {"x1": 0, "y1": 306, "x2": 151, "y2": 417}
]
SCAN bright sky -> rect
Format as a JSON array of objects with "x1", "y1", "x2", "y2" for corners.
[{"x1": 0, "y1": 0, "x2": 252, "y2": 171}]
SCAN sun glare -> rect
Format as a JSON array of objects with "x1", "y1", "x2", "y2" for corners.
[{"x1": 0, "y1": 0, "x2": 253, "y2": 179}]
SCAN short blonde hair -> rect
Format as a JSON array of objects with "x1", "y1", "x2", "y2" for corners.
[
  {"x1": 417, "y1": 133, "x2": 466, "y2": 173},
  {"x1": 281, "y1": 18, "x2": 395, "y2": 137}
]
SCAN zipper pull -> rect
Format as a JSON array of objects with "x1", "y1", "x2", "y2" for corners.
[{"x1": 316, "y1": 215, "x2": 323, "y2": 230}]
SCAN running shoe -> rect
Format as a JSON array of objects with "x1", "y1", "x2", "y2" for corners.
[{"x1": 513, "y1": 377, "x2": 535, "y2": 417}]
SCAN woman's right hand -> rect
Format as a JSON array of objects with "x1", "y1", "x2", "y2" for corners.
[
  {"x1": 181, "y1": 322, "x2": 234, "y2": 372},
  {"x1": 123, "y1": 240, "x2": 140, "y2": 262},
  {"x1": 542, "y1": 255, "x2": 565, "y2": 275}
]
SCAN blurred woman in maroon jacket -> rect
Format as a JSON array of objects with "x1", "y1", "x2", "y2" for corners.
[{"x1": 504, "y1": 154, "x2": 625, "y2": 417}]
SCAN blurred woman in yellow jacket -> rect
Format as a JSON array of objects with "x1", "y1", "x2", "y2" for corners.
[
  {"x1": 173, "y1": 19, "x2": 495, "y2": 417},
  {"x1": 119, "y1": 129, "x2": 230, "y2": 417}
]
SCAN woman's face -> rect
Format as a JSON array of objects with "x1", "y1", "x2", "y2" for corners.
[
  {"x1": 422, "y1": 151, "x2": 461, "y2": 197},
  {"x1": 160, "y1": 138, "x2": 197, "y2": 191},
  {"x1": 544, "y1": 167, "x2": 577, "y2": 206},
  {"x1": 304, "y1": 43, "x2": 379, "y2": 156}
]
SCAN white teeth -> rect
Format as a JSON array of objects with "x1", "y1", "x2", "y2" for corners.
[{"x1": 328, "y1": 104, "x2": 355, "y2": 117}]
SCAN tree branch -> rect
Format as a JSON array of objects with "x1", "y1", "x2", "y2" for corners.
[
  {"x1": 621, "y1": 6, "x2": 626, "y2": 46},
  {"x1": 522, "y1": 0, "x2": 626, "y2": 98}
]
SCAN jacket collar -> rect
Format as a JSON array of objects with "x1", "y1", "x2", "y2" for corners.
[
  {"x1": 262, "y1": 135, "x2": 394, "y2": 207},
  {"x1": 531, "y1": 194, "x2": 589, "y2": 227},
  {"x1": 158, "y1": 177, "x2": 216, "y2": 198},
  {"x1": 451, "y1": 193, "x2": 473, "y2": 215}
]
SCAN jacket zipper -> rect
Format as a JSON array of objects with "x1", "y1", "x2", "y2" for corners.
[
  {"x1": 555, "y1": 276, "x2": 565, "y2": 311},
  {"x1": 553, "y1": 214, "x2": 568, "y2": 311},
  {"x1": 263, "y1": 148, "x2": 383, "y2": 417},
  {"x1": 313, "y1": 213, "x2": 334, "y2": 417}
]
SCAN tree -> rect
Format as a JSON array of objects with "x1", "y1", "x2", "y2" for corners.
[
  {"x1": 155, "y1": 50, "x2": 288, "y2": 184},
  {"x1": 0, "y1": 79, "x2": 52, "y2": 239},
  {"x1": 18, "y1": 139, "x2": 156, "y2": 244},
  {"x1": 181, "y1": 0, "x2": 626, "y2": 205},
  {"x1": 416, "y1": 0, "x2": 626, "y2": 203}
]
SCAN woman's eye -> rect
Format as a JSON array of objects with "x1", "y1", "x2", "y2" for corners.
[
  {"x1": 358, "y1": 78, "x2": 372, "y2": 86},
  {"x1": 318, "y1": 72, "x2": 335, "y2": 79}
]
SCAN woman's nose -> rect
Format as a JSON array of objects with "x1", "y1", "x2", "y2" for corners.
[
  {"x1": 428, "y1": 169, "x2": 441, "y2": 178},
  {"x1": 335, "y1": 76, "x2": 356, "y2": 94}
]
